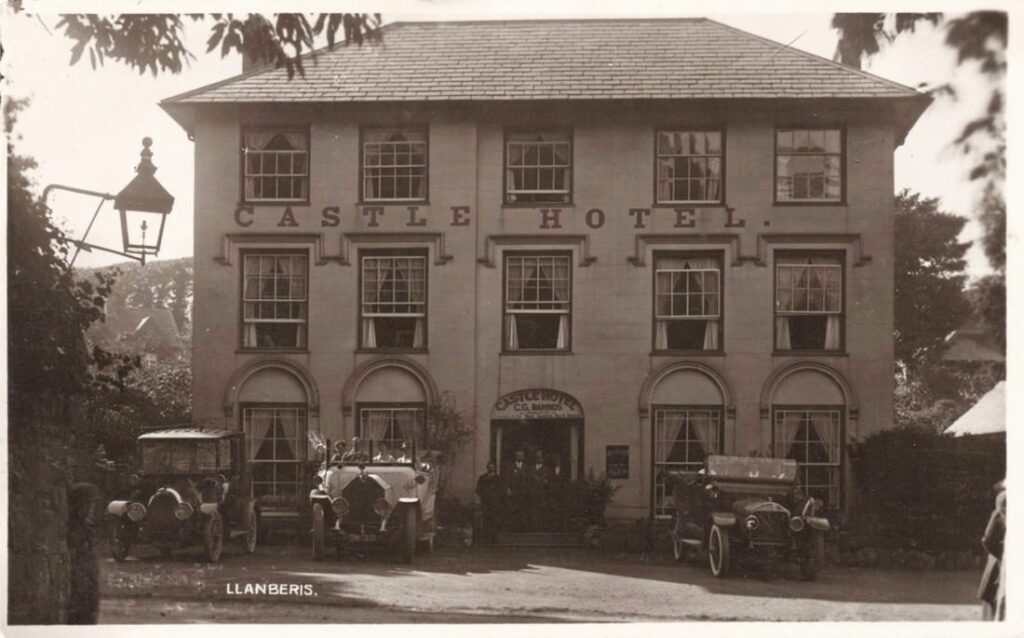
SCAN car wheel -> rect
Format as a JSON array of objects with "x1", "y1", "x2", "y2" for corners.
[
  {"x1": 203, "y1": 511, "x2": 224, "y2": 563},
  {"x1": 708, "y1": 524, "x2": 731, "y2": 578},
  {"x1": 400, "y1": 505, "x2": 417, "y2": 564},
  {"x1": 111, "y1": 519, "x2": 132, "y2": 562},
  {"x1": 243, "y1": 505, "x2": 259, "y2": 554},
  {"x1": 800, "y1": 532, "x2": 825, "y2": 581},
  {"x1": 311, "y1": 503, "x2": 326, "y2": 562},
  {"x1": 671, "y1": 517, "x2": 686, "y2": 562}
]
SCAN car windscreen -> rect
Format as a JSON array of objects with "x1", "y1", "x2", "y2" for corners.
[{"x1": 141, "y1": 440, "x2": 219, "y2": 474}]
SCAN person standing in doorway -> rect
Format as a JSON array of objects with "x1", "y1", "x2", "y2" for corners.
[
  {"x1": 548, "y1": 454, "x2": 569, "y2": 531},
  {"x1": 506, "y1": 450, "x2": 530, "y2": 532},
  {"x1": 476, "y1": 461, "x2": 503, "y2": 544},
  {"x1": 529, "y1": 450, "x2": 552, "y2": 531}
]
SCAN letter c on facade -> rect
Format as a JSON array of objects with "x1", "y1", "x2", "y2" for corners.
[{"x1": 234, "y1": 205, "x2": 254, "y2": 227}]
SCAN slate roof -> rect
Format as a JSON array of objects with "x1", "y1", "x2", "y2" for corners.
[
  {"x1": 945, "y1": 381, "x2": 1005, "y2": 437},
  {"x1": 87, "y1": 307, "x2": 183, "y2": 354},
  {"x1": 163, "y1": 18, "x2": 923, "y2": 105}
]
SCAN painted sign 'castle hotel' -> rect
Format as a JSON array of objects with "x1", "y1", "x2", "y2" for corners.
[{"x1": 162, "y1": 19, "x2": 929, "y2": 521}]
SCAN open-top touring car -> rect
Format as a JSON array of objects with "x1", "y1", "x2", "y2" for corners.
[
  {"x1": 669, "y1": 455, "x2": 830, "y2": 579},
  {"x1": 107, "y1": 428, "x2": 260, "y2": 562},
  {"x1": 308, "y1": 439, "x2": 437, "y2": 562}
]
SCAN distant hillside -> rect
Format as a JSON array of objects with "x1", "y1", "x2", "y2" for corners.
[{"x1": 78, "y1": 256, "x2": 193, "y2": 336}]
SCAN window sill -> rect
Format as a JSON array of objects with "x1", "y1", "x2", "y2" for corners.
[
  {"x1": 772, "y1": 201, "x2": 847, "y2": 207},
  {"x1": 650, "y1": 350, "x2": 725, "y2": 357},
  {"x1": 651, "y1": 202, "x2": 726, "y2": 209},
  {"x1": 772, "y1": 350, "x2": 848, "y2": 357},
  {"x1": 237, "y1": 200, "x2": 311, "y2": 207},
  {"x1": 502, "y1": 202, "x2": 576, "y2": 209},
  {"x1": 355, "y1": 348, "x2": 429, "y2": 355},
  {"x1": 236, "y1": 348, "x2": 310, "y2": 354},
  {"x1": 358, "y1": 200, "x2": 430, "y2": 207},
  {"x1": 500, "y1": 350, "x2": 574, "y2": 357}
]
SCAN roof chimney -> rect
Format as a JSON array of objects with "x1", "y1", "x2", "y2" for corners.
[
  {"x1": 832, "y1": 43, "x2": 862, "y2": 70},
  {"x1": 242, "y1": 49, "x2": 269, "y2": 74}
]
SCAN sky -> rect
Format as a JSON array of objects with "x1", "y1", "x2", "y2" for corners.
[{"x1": 0, "y1": 1, "x2": 1005, "y2": 276}]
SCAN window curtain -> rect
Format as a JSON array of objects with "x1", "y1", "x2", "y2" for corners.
[
  {"x1": 246, "y1": 411, "x2": 274, "y2": 460},
  {"x1": 507, "y1": 315, "x2": 519, "y2": 350},
  {"x1": 655, "y1": 256, "x2": 720, "y2": 350},
  {"x1": 392, "y1": 410, "x2": 416, "y2": 443},
  {"x1": 275, "y1": 411, "x2": 297, "y2": 460},
  {"x1": 687, "y1": 413, "x2": 713, "y2": 454},
  {"x1": 775, "y1": 317, "x2": 792, "y2": 350},
  {"x1": 364, "y1": 411, "x2": 391, "y2": 442},
  {"x1": 775, "y1": 412, "x2": 804, "y2": 459},
  {"x1": 824, "y1": 315, "x2": 841, "y2": 350},
  {"x1": 244, "y1": 131, "x2": 275, "y2": 150},
  {"x1": 556, "y1": 314, "x2": 568, "y2": 349},
  {"x1": 656, "y1": 412, "x2": 687, "y2": 465},
  {"x1": 807, "y1": 412, "x2": 837, "y2": 463},
  {"x1": 413, "y1": 318, "x2": 425, "y2": 348},
  {"x1": 362, "y1": 318, "x2": 377, "y2": 348},
  {"x1": 776, "y1": 254, "x2": 840, "y2": 350},
  {"x1": 244, "y1": 323, "x2": 258, "y2": 348}
]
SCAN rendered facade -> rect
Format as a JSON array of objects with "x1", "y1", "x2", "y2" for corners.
[{"x1": 163, "y1": 19, "x2": 929, "y2": 522}]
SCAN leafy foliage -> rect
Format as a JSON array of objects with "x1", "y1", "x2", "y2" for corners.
[
  {"x1": 54, "y1": 13, "x2": 381, "y2": 79},
  {"x1": 848, "y1": 426, "x2": 1004, "y2": 552},
  {"x1": 424, "y1": 392, "x2": 473, "y2": 498},
  {"x1": 893, "y1": 189, "x2": 970, "y2": 368},
  {"x1": 81, "y1": 257, "x2": 193, "y2": 334}
]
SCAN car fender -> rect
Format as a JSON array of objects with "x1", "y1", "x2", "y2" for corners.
[
  {"x1": 398, "y1": 497, "x2": 419, "y2": 505},
  {"x1": 711, "y1": 512, "x2": 737, "y2": 527},
  {"x1": 805, "y1": 516, "x2": 830, "y2": 532},
  {"x1": 107, "y1": 500, "x2": 130, "y2": 517},
  {"x1": 309, "y1": 490, "x2": 330, "y2": 501},
  {"x1": 199, "y1": 503, "x2": 219, "y2": 516}
]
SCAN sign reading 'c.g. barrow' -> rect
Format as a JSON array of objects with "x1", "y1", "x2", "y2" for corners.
[{"x1": 492, "y1": 389, "x2": 583, "y2": 421}]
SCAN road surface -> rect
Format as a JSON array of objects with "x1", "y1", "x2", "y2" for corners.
[{"x1": 99, "y1": 544, "x2": 980, "y2": 623}]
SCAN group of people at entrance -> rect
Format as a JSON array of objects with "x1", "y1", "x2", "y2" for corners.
[{"x1": 475, "y1": 449, "x2": 571, "y2": 543}]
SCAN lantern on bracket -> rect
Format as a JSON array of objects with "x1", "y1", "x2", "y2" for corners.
[{"x1": 43, "y1": 137, "x2": 175, "y2": 266}]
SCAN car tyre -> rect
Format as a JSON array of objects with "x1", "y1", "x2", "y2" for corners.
[
  {"x1": 243, "y1": 504, "x2": 259, "y2": 554},
  {"x1": 203, "y1": 511, "x2": 224, "y2": 563},
  {"x1": 311, "y1": 503, "x2": 326, "y2": 562},
  {"x1": 111, "y1": 518, "x2": 132, "y2": 562},
  {"x1": 671, "y1": 517, "x2": 687, "y2": 562},
  {"x1": 708, "y1": 524, "x2": 731, "y2": 578},
  {"x1": 400, "y1": 505, "x2": 417, "y2": 564},
  {"x1": 800, "y1": 531, "x2": 825, "y2": 581}
]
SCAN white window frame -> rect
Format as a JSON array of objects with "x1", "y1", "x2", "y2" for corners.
[
  {"x1": 242, "y1": 128, "x2": 309, "y2": 202},
  {"x1": 655, "y1": 269, "x2": 721, "y2": 320},
  {"x1": 242, "y1": 252, "x2": 308, "y2": 349},
  {"x1": 504, "y1": 253, "x2": 572, "y2": 351},
  {"x1": 362, "y1": 128, "x2": 428, "y2": 202},
  {"x1": 360, "y1": 254, "x2": 427, "y2": 350},
  {"x1": 652, "y1": 407, "x2": 721, "y2": 519},
  {"x1": 506, "y1": 131, "x2": 572, "y2": 204},
  {"x1": 775, "y1": 128, "x2": 843, "y2": 203},
  {"x1": 655, "y1": 130, "x2": 723, "y2": 204},
  {"x1": 773, "y1": 408, "x2": 842, "y2": 508},
  {"x1": 775, "y1": 264, "x2": 843, "y2": 316},
  {"x1": 243, "y1": 405, "x2": 307, "y2": 504}
]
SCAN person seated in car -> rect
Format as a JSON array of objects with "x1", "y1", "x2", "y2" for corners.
[
  {"x1": 342, "y1": 437, "x2": 367, "y2": 463},
  {"x1": 373, "y1": 441, "x2": 396, "y2": 463}
]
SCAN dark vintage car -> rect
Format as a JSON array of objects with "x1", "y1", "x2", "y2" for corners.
[
  {"x1": 669, "y1": 455, "x2": 830, "y2": 579},
  {"x1": 106, "y1": 428, "x2": 260, "y2": 562},
  {"x1": 308, "y1": 439, "x2": 437, "y2": 562}
]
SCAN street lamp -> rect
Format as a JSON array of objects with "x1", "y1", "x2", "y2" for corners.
[{"x1": 43, "y1": 137, "x2": 175, "y2": 266}]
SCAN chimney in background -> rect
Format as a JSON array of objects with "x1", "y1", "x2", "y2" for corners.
[{"x1": 832, "y1": 43, "x2": 862, "y2": 70}]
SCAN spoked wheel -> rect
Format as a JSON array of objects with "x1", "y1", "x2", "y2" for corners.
[
  {"x1": 800, "y1": 531, "x2": 825, "y2": 581},
  {"x1": 243, "y1": 505, "x2": 259, "y2": 554},
  {"x1": 203, "y1": 511, "x2": 224, "y2": 563},
  {"x1": 671, "y1": 517, "x2": 687, "y2": 562},
  {"x1": 708, "y1": 524, "x2": 731, "y2": 578},
  {"x1": 311, "y1": 503, "x2": 326, "y2": 562},
  {"x1": 111, "y1": 519, "x2": 133, "y2": 562},
  {"x1": 400, "y1": 505, "x2": 417, "y2": 564}
]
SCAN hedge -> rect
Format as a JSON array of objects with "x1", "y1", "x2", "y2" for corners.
[{"x1": 847, "y1": 426, "x2": 1004, "y2": 553}]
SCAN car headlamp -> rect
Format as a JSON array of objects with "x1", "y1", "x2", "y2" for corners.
[
  {"x1": 373, "y1": 498, "x2": 391, "y2": 518},
  {"x1": 331, "y1": 497, "x2": 350, "y2": 517},
  {"x1": 126, "y1": 502, "x2": 147, "y2": 522},
  {"x1": 744, "y1": 515, "x2": 760, "y2": 532},
  {"x1": 789, "y1": 516, "x2": 805, "y2": 533},
  {"x1": 174, "y1": 502, "x2": 194, "y2": 521}
]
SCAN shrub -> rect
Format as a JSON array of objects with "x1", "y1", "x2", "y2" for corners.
[{"x1": 847, "y1": 426, "x2": 1004, "y2": 552}]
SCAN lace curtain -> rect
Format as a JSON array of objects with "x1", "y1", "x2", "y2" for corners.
[
  {"x1": 775, "y1": 254, "x2": 841, "y2": 350},
  {"x1": 655, "y1": 256, "x2": 720, "y2": 350}
]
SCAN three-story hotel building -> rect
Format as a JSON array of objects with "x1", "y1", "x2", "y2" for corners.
[{"x1": 162, "y1": 19, "x2": 929, "y2": 522}]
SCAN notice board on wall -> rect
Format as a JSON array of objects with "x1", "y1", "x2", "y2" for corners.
[{"x1": 605, "y1": 445, "x2": 629, "y2": 479}]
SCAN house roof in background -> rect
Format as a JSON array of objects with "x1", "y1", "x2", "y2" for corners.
[
  {"x1": 162, "y1": 19, "x2": 925, "y2": 105},
  {"x1": 942, "y1": 328, "x2": 1005, "y2": 363},
  {"x1": 87, "y1": 307, "x2": 182, "y2": 353},
  {"x1": 945, "y1": 381, "x2": 1005, "y2": 437}
]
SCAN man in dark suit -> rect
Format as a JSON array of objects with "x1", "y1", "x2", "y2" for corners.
[
  {"x1": 505, "y1": 450, "x2": 530, "y2": 532},
  {"x1": 475, "y1": 461, "x2": 503, "y2": 544},
  {"x1": 528, "y1": 450, "x2": 552, "y2": 531}
]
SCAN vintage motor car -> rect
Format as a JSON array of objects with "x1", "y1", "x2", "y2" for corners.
[
  {"x1": 308, "y1": 439, "x2": 437, "y2": 562},
  {"x1": 107, "y1": 428, "x2": 260, "y2": 562},
  {"x1": 669, "y1": 455, "x2": 830, "y2": 579}
]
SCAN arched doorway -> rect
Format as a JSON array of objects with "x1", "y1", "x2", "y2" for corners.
[{"x1": 490, "y1": 389, "x2": 583, "y2": 479}]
